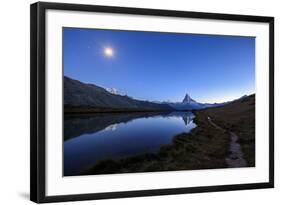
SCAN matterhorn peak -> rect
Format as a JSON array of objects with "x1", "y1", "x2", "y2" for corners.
[{"x1": 182, "y1": 93, "x2": 196, "y2": 104}]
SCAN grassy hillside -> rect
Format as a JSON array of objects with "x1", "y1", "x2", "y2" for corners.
[{"x1": 200, "y1": 94, "x2": 255, "y2": 166}]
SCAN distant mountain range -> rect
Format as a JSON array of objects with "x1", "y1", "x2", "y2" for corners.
[
  {"x1": 168, "y1": 93, "x2": 229, "y2": 110},
  {"x1": 64, "y1": 76, "x2": 249, "y2": 112}
]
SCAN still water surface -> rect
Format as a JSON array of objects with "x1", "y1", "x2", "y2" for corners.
[{"x1": 64, "y1": 111, "x2": 196, "y2": 176}]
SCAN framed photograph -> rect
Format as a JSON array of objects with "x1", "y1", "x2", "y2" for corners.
[{"x1": 30, "y1": 2, "x2": 274, "y2": 203}]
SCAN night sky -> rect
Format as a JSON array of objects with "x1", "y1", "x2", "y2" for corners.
[{"x1": 63, "y1": 27, "x2": 255, "y2": 103}]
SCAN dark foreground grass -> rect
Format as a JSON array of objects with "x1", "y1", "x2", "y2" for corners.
[
  {"x1": 201, "y1": 94, "x2": 255, "y2": 166},
  {"x1": 80, "y1": 111, "x2": 229, "y2": 176}
]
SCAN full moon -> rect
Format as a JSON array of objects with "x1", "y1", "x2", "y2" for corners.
[{"x1": 104, "y1": 47, "x2": 114, "y2": 57}]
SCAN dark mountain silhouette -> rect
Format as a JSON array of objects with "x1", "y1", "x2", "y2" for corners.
[{"x1": 64, "y1": 76, "x2": 173, "y2": 111}]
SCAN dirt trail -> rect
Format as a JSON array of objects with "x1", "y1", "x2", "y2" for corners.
[{"x1": 207, "y1": 117, "x2": 248, "y2": 168}]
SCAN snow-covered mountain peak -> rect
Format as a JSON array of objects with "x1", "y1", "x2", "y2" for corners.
[
  {"x1": 182, "y1": 93, "x2": 197, "y2": 104},
  {"x1": 106, "y1": 87, "x2": 119, "y2": 95}
]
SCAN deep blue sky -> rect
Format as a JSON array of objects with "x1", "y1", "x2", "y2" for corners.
[{"x1": 63, "y1": 27, "x2": 255, "y2": 103}]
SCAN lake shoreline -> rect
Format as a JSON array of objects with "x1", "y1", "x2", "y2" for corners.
[
  {"x1": 67, "y1": 111, "x2": 230, "y2": 176},
  {"x1": 64, "y1": 105, "x2": 177, "y2": 114},
  {"x1": 63, "y1": 111, "x2": 197, "y2": 175}
]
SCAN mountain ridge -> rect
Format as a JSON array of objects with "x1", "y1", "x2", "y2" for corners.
[
  {"x1": 64, "y1": 76, "x2": 173, "y2": 111},
  {"x1": 64, "y1": 76, "x2": 251, "y2": 112}
]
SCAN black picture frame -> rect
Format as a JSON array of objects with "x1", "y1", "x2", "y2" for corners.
[{"x1": 30, "y1": 2, "x2": 274, "y2": 203}]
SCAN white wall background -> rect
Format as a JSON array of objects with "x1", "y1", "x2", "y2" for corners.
[{"x1": 0, "y1": 0, "x2": 279, "y2": 204}]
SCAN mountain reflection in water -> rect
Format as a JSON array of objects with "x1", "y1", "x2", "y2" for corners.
[{"x1": 64, "y1": 111, "x2": 196, "y2": 176}]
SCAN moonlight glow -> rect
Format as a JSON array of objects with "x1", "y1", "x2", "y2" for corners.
[{"x1": 104, "y1": 47, "x2": 114, "y2": 57}]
